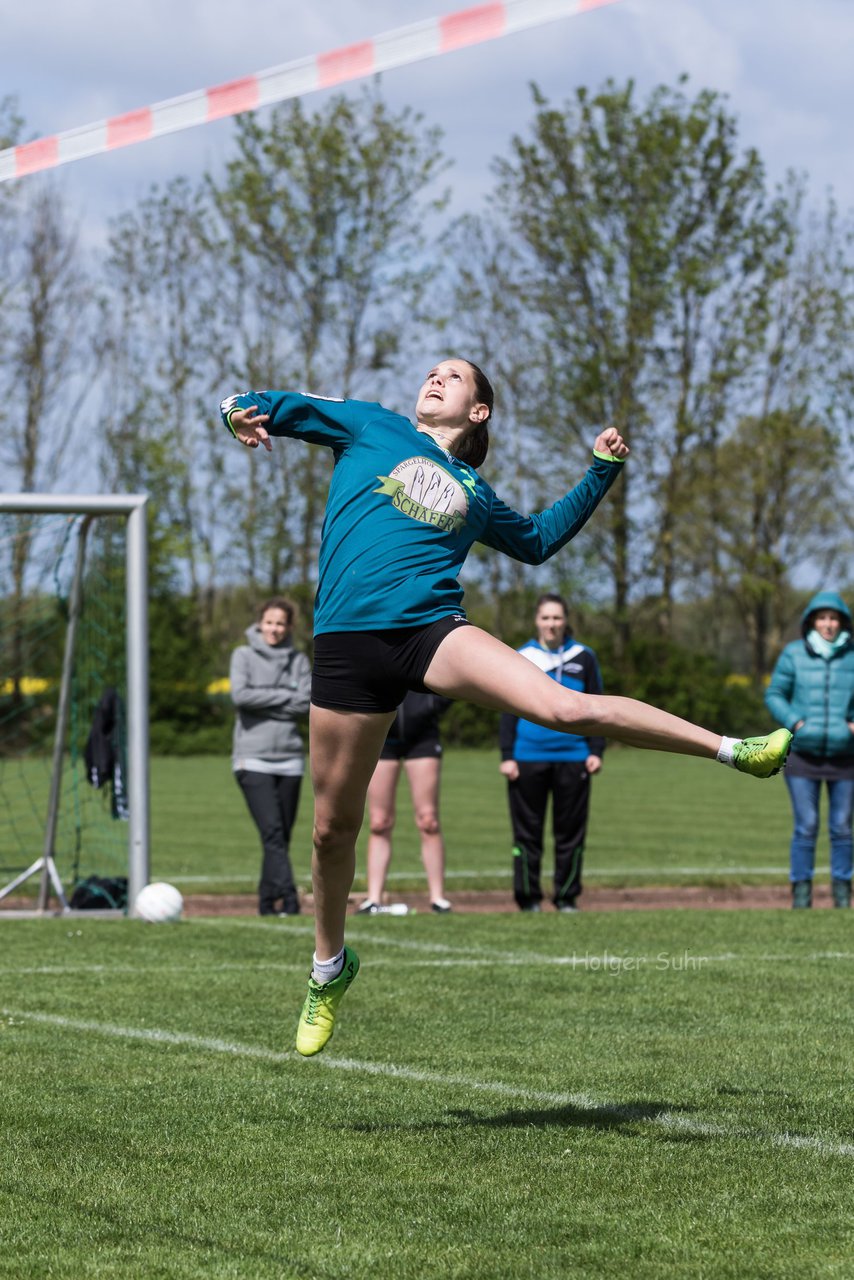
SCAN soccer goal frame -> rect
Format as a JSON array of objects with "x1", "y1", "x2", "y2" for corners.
[{"x1": 0, "y1": 494, "x2": 150, "y2": 914}]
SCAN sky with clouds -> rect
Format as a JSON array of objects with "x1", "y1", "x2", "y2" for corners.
[{"x1": 5, "y1": 0, "x2": 854, "y2": 243}]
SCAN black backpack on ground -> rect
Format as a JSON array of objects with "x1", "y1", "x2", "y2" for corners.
[{"x1": 69, "y1": 875, "x2": 128, "y2": 910}]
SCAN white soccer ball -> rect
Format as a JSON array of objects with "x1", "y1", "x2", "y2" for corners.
[{"x1": 133, "y1": 881, "x2": 184, "y2": 923}]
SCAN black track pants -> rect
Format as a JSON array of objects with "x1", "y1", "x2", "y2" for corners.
[
  {"x1": 508, "y1": 761, "x2": 591, "y2": 908},
  {"x1": 235, "y1": 771, "x2": 302, "y2": 913}
]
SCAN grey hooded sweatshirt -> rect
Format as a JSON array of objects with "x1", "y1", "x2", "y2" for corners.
[{"x1": 229, "y1": 625, "x2": 312, "y2": 769}]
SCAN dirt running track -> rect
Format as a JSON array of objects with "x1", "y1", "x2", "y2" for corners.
[
  {"x1": 4, "y1": 884, "x2": 841, "y2": 917},
  {"x1": 178, "y1": 883, "x2": 831, "y2": 917}
]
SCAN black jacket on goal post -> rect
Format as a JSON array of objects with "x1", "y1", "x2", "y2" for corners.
[{"x1": 84, "y1": 686, "x2": 129, "y2": 821}]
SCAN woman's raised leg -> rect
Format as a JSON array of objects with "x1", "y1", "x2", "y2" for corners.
[{"x1": 424, "y1": 625, "x2": 789, "y2": 774}]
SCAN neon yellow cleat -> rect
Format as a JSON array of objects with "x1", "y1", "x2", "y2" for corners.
[
  {"x1": 731, "y1": 728, "x2": 792, "y2": 779},
  {"x1": 295, "y1": 946, "x2": 360, "y2": 1057}
]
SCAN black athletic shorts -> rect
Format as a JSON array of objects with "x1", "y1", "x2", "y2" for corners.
[
  {"x1": 312, "y1": 616, "x2": 469, "y2": 714},
  {"x1": 379, "y1": 728, "x2": 442, "y2": 761}
]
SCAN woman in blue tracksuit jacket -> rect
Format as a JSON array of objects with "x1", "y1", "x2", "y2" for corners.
[
  {"x1": 499, "y1": 593, "x2": 605, "y2": 913},
  {"x1": 221, "y1": 356, "x2": 791, "y2": 1056},
  {"x1": 766, "y1": 590, "x2": 854, "y2": 908}
]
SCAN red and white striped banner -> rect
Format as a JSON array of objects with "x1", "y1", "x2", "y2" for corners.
[{"x1": 0, "y1": 0, "x2": 620, "y2": 184}]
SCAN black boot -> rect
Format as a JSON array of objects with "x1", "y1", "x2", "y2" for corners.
[
  {"x1": 792, "y1": 880, "x2": 812, "y2": 909},
  {"x1": 831, "y1": 878, "x2": 851, "y2": 909}
]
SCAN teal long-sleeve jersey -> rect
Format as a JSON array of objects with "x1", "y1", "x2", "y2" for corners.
[{"x1": 220, "y1": 391, "x2": 624, "y2": 636}]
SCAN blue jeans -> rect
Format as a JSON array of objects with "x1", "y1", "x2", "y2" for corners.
[{"x1": 785, "y1": 775, "x2": 854, "y2": 883}]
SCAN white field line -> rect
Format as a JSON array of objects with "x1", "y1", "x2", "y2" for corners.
[
  {"x1": 0, "y1": 962, "x2": 306, "y2": 976},
  {"x1": 192, "y1": 915, "x2": 681, "y2": 963},
  {"x1": 166, "y1": 872, "x2": 512, "y2": 883},
  {"x1": 4, "y1": 949, "x2": 854, "y2": 978},
  {"x1": 190, "y1": 917, "x2": 854, "y2": 968},
  {"x1": 167, "y1": 865, "x2": 790, "y2": 884},
  {"x1": 2, "y1": 1005, "x2": 852, "y2": 1160}
]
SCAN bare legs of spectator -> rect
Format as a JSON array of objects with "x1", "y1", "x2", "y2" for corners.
[{"x1": 367, "y1": 756, "x2": 446, "y2": 906}]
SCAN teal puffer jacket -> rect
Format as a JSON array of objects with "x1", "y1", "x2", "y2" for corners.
[{"x1": 765, "y1": 590, "x2": 854, "y2": 759}]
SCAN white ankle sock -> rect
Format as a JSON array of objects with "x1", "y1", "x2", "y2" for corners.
[
  {"x1": 716, "y1": 736, "x2": 740, "y2": 768},
  {"x1": 312, "y1": 949, "x2": 344, "y2": 984}
]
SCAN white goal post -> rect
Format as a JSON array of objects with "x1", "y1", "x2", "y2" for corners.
[{"x1": 0, "y1": 494, "x2": 150, "y2": 914}]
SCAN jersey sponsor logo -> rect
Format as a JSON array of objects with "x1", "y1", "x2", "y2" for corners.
[{"x1": 374, "y1": 456, "x2": 469, "y2": 534}]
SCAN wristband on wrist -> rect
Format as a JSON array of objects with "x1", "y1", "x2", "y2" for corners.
[{"x1": 593, "y1": 448, "x2": 625, "y2": 463}]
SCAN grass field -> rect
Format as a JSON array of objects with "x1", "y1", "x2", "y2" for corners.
[
  {"x1": 0, "y1": 746, "x2": 814, "y2": 902},
  {"x1": 2, "y1": 909, "x2": 853, "y2": 1277},
  {"x1": 148, "y1": 747, "x2": 798, "y2": 896}
]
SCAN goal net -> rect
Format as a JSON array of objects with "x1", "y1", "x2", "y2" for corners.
[{"x1": 0, "y1": 495, "x2": 149, "y2": 914}]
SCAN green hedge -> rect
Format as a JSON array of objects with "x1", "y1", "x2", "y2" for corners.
[{"x1": 595, "y1": 635, "x2": 771, "y2": 739}]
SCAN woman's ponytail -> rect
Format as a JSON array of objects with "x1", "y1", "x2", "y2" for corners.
[{"x1": 453, "y1": 359, "x2": 494, "y2": 469}]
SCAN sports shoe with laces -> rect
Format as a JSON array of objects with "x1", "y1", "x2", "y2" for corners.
[
  {"x1": 295, "y1": 946, "x2": 360, "y2": 1057},
  {"x1": 731, "y1": 728, "x2": 792, "y2": 778},
  {"x1": 356, "y1": 900, "x2": 379, "y2": 915}
]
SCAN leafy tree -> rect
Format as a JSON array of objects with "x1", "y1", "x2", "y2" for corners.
[
  {"x1": 491, "y1": 78, "x2": 790, "y2": 654},
  {"x1": 0, "y1": 97, "x2": 24, "y2": 394},
  {"x1": 0, "y1": 182, "x2": 94, "y2": 493},
  {"x1": 679, "y1": 185, "x2": 854, "y2": 675},
  {"x1": 98, "y1": 177, "x2": 228, "y2": 622},
  {"x1": 696, "y1": 410, "x2": 845, "y2": 680},
  {"x1": 209, "y1": 85, "x2": 450, "y2": 602},
  {"x1": 0, "y1": 170, "x2": 95, "y2": 702},
  {"x1": 440, "y1": 213, "x2": 624, "y2": 637}
]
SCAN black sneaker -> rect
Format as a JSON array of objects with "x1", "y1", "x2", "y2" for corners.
[
  {"x1": 556, "y1": 900, "x2": 579, "y2": 913},
  {"x1": 356, "y1": 900, "x2": 380, "y2": 915},
  {"x1": 519, "y1": 903, "x2": 541, "y2": 913},
  {"x1": 431, "y1": 898, "x2": 452, "y2": 914}
]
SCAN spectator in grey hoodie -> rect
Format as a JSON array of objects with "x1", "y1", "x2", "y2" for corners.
[{"x1": 230, "y1": 598, "x2": 312, "y2": 915}]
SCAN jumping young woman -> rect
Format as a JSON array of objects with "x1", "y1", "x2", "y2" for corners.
[{"x1": 221, "y1": 358, "x2": 791, "y2": 1056}]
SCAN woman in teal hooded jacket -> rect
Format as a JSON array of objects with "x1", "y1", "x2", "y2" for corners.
[{"x1": 766, "y1": 590, "x2": 854, "y2": 908}]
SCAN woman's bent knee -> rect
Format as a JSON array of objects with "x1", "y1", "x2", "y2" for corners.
[
  {"x1": 550, "y1": 690, "x2": 593, "y2": 734},
  {"x1": 368, "y1": 812, "x2": 395, "y2": 839},
  {"x1": 313, "y1": 815, "x2": 362, "y2": 857},
  {"x1": 414, "y1": 810, "x2": 440, "y2": 836}
]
